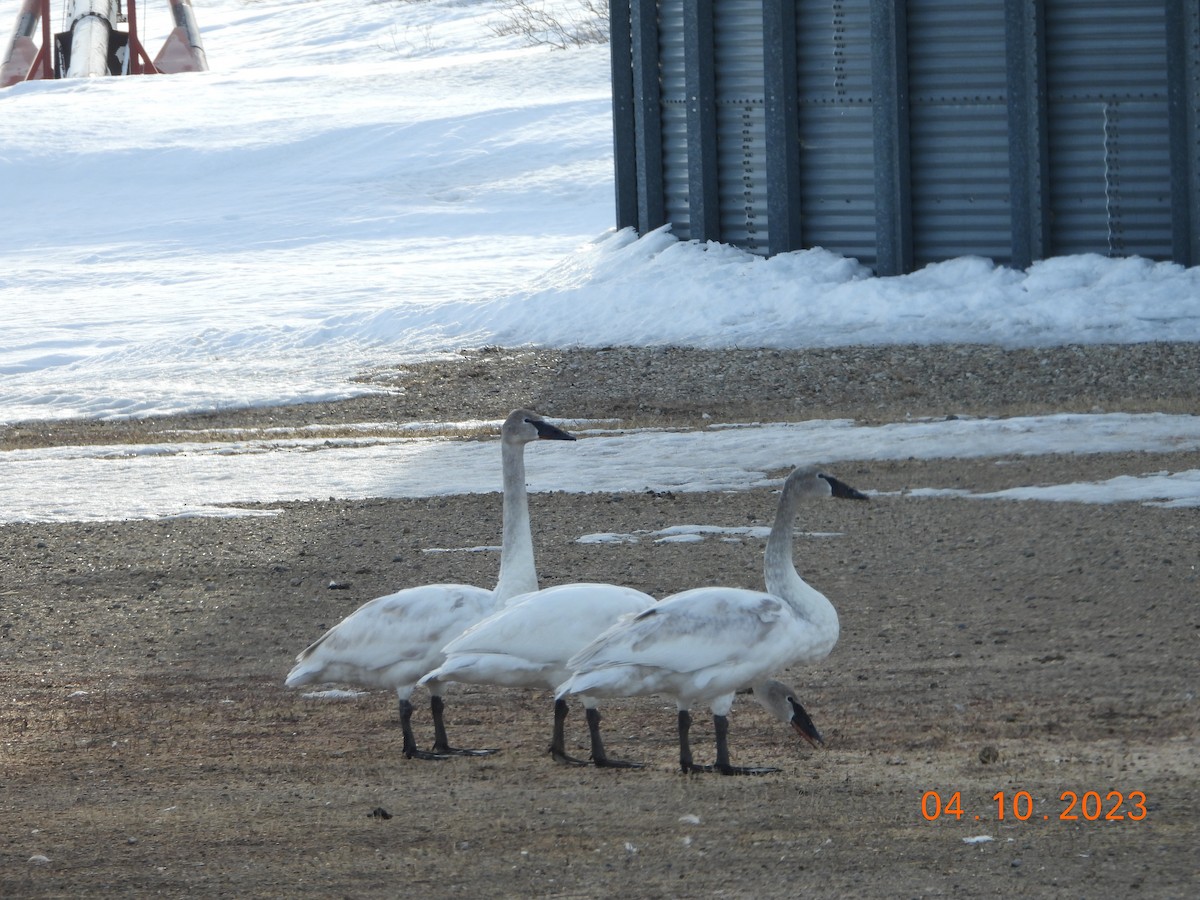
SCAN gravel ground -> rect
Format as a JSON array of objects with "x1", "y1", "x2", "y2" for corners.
[
  {"x1": 4, "y1": 341, "x2": 1198, "y2": 449},
  {"x1": 2, "y1": 342, "x2": 1198, "y2": 898}
]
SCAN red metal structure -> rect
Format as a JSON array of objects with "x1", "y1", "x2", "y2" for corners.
[{"x1": 1, "y1": 0, "x2": 206, "y2": 87}]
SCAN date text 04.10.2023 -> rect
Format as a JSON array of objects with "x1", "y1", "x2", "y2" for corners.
[{"x1": 922, "y1": 790, "x2": 1148, "y2": 822}]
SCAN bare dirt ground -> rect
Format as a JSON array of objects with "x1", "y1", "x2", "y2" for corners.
[{"x1": 2, "y1": 343, "x2": 1198, "y2": 898}]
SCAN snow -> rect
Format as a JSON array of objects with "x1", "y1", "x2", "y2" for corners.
[{"x1": 1, "y1": 0, "x2": 1198, "y2": 523}]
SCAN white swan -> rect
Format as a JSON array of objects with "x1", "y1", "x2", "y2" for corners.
[
  {"x1": 556, "y1": 466, "x2": 866, "y2": 775},
  {"x1": 285, "y1": 409, "x2": 575, "y2": 760},
  {"x1": 421, "y1": 582, "x2": 655, "y2": 767}
]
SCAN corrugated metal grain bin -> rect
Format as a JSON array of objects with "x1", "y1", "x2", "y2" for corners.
[{"x1": 609, "y1": 0, "x2": 1200, "y2": 274}]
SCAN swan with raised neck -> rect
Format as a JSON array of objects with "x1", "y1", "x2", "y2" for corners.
[
  {"x1": 286, "y1": 409, "x2": 574, "y2": 760},
  {"x1": 557, "y1": 465, "x2": 866, "y2": 775}
]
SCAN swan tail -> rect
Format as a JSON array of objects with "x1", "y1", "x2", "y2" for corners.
[
  {"x1": 556, "y1": 667, "x2": 638, "y2": 701},
  {"x1": 284, "y1": 660, "x2": 322, "y2": 688}
]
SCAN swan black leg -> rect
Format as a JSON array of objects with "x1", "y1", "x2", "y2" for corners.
[
  {"x1": 550, "y1": 698, "x2": 591, "y2": 765},
  {"x1": 679, "y1": 709, "x2": 701, "y2": 773},
  {"x1": 586, "y1": 707, "x2": 642, "y2": 769},
  {"x1": 428, "y1": 694, "x2": 499, "y2": 757},
  {"x1": 712, "y1": 714, "x2": 778, "y2": 776},
  {"x1": 399, "y1": 697, "x2": 448, "y2": 760}
]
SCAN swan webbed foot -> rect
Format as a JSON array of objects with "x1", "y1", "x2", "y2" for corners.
[
  {"x1": 550, "y1": 744, "x2": 643, "y2": 768},
  {"x1": 584, "y1": 706, "x2": 643, "y2": 769},
  {"x1": 424, "y1": 695, "x2": 497, "y2": 758},
  {"x1": 403, "y1": 746, "x2": 452, "y2": 761},
  {"x1": 591, "y1": 754, "x2": 644, "y2": 769},
  {"x1": 550, "y1": 698, "x2": 590, "y2": 765},
  {"x1": 399, "y1": 698, "x2": 447, "y2": 760},
  {"x1": 704, "y1": 713, "x2": 778, "y2": 775},
  {"x1": 550, "y1": 745, "x2": 593, "y2": 767}
]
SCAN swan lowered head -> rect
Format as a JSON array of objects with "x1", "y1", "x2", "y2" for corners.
[
  {"x1": 556, "y1": 464, "x2": 866, "y2": 774},
  {"x1": 747, "y1": 680, "x2": 824, "y2": 748}
]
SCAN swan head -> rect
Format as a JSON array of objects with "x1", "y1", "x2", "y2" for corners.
[
  {"x1": 502, "y1": 408, "x2": 576, "y2": 445},
  {"x1": 749, "y1": 679, "x2": 825, "y2": 748},
  {"x1": 785, "y1": 466, "x2": 868, "y2": 501}
]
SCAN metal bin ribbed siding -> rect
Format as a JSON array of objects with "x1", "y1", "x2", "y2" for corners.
[{"x1": 609, "y1": 0, "x2": 1200, "y2": 274}]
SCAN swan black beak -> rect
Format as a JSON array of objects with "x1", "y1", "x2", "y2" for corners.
[
  {"x1": 534, "y1": 420, "x2": 576, "y2": 441},
  {"x1": 787, "y1": 697, "x2": 825, "y2": 748},
  {"x1": 821, "y1": 474, "x2": 868, "y2": 501}
]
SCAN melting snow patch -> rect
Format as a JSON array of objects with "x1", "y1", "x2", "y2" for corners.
[
  {"x1": 908, "y1": 469, "x2": 1200, "y2": 507},
  {"x1": 576, "y1": 532, "x2": 641, "y2": 544},
  {"x1": 578, "y1": 524, "x2": 840, "y2": 544},
  {"x1": 578, "y1": 524, "x2": 783, "y2": 544},
  {"x1": 656, "y1": 533, "x2": 704, "y2": 544}
]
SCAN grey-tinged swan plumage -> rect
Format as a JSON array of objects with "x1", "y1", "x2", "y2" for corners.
[
  {"x1": 748, "y1": 679, "x2": 824, "y2": 747},
  {"x1": 421, "y1": 581, "x2": 656, "y2": 768},
  {"x1": 285, "y1": 409, "x2": 574, "y2": 759},
  {"x1": 557, "y1": 466, "x2": 866, "y2": 775}
]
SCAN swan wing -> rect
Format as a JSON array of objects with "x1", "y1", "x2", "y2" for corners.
[
  {"x1": 431, "y1": 584, "x2": 655, "y2": 689},
  {"x1": 285, "y1": 583, "x2": 494, "y2": 689},
  {"x1": 567, "y1": 587, "x2": 789, "y2": 675}
]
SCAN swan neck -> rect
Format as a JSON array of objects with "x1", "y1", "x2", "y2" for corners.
[
  {"x1": 493, "y1": 439, "x2": 539, "y2": 602},
  {"x1": 763, "y1": 481, "x2": 839, "y2": 635},
  {"x1": 763, "y1": 485, "x2": 801, "y2": 594}
]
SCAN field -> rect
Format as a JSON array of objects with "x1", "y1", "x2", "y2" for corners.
[{"x1": 2, "y1": 345, "x2": 1198, "y2": 897}]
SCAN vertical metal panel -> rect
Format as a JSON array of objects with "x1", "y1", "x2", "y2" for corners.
[
  {"x1": 609, "y1": 0, "x2": 639, "y2": 230},
  {"x1": 1006, "y1": 0, "x2": 1050, "y2": 269},
  {"x1": 632, "y1": 0, "x2": 666, "y2": 232},
  {"x1": 715, "y1": 0, "x2": 769, "y2": 253},
  {"x1": 684, "y1": 0, "x2": 721, "y2": 240},
  {"x1": 763, "y1": 0, "x2": 801, "y2": 255},
  {"x1": 618, "y1": 0, "x2": 1192, "y2": 272},
  {"x1": 907, "y1": 0, "x2": 1011, "y2": 266},
  {"x1": 659, "y1": 0, "x2": 691, "y2": 239},
  {"x1": 870, "y1": 0, "x2": 912, "y2": 275},
  {"x1": 1044, "y1": 0, "x2": 1172, "y2": 258},
  {"x1": 796, "y1": 0, "x2": 876, "y2": 265},
  {"x1": 1166, "y1": 0, "x2": 1200, "y2": 266}
]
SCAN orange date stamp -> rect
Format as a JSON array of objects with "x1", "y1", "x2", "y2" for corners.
[{"x1": 922, "y1": 790, "x2": 1148, "y2": 823}]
